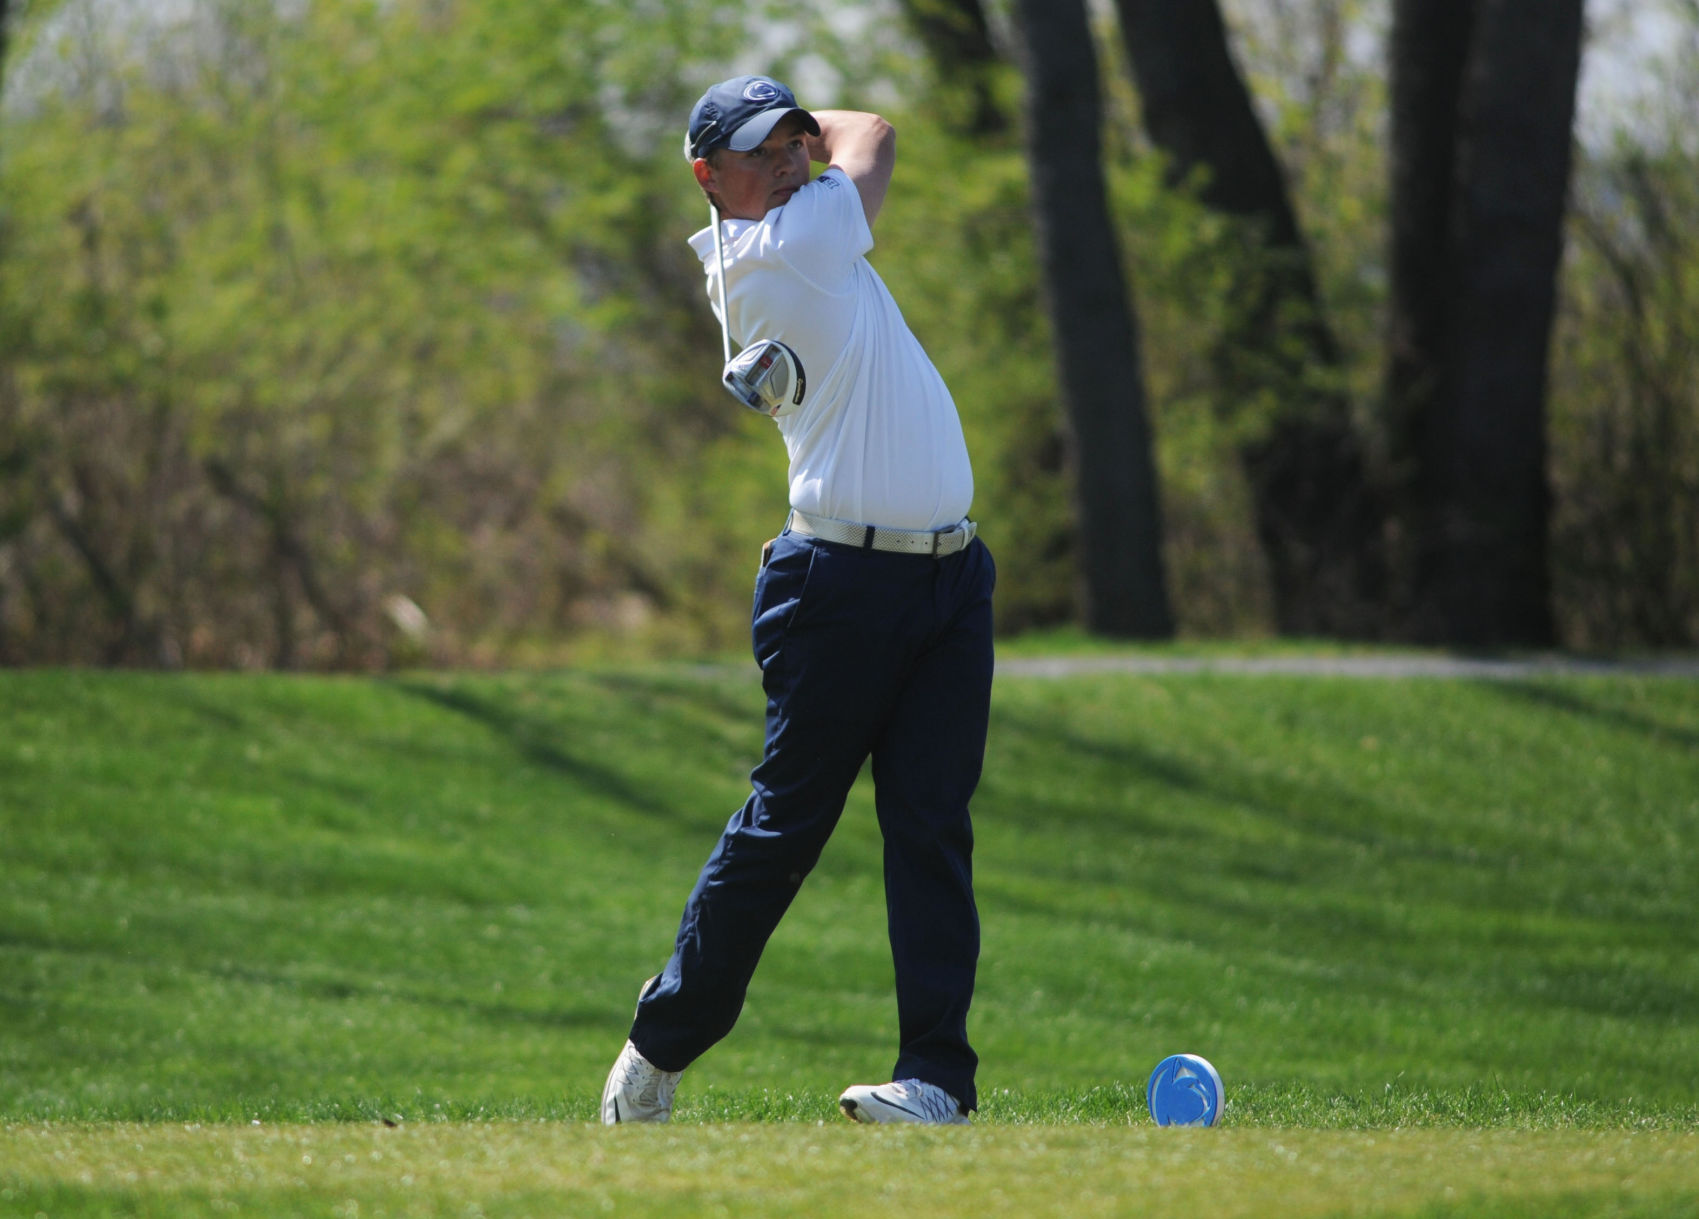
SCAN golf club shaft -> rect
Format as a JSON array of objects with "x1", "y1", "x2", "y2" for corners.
[{"x1": 710, "y1": 204, "x2": 733, "y2": 364}]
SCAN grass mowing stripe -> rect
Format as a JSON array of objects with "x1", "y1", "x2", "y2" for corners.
[{"x1": 3, "y1": 1124, "x2": 1697, "y2": 1218}]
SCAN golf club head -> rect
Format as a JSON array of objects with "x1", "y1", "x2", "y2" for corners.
[{"x1": 723, "y1": 340, "x2": 806, "y2": 418}]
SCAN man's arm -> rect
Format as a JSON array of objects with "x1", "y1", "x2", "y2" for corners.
[{"x1": 804, "y1": 110, "x2": 897, "y2": 227}]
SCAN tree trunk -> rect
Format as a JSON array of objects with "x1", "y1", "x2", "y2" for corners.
[
  {"x1": 1114, "y1": 0, "x2": 1387, "y2": 637},
  {"x1": 1388, "y1": 0, "x2": 1584, "y2": 645},
  {"x1": 1011, "y1": 0, "x2": 1173, "y2": 638},
  {"x1": 895, "y1": 0, "x2": 1008, "y2": 139}
]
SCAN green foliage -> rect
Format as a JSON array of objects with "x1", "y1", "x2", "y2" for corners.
[
  {"x1": 873, "y1": 115, "x2": 1076, "y2": 632},
  {"x1": 1, "y1": 0, "x2": 1696, "y2": 663},
  {"x1": 0, "y1": 0, "x2": 798, "y2": 666},
  {"x1": 877, "y1": 51, "x2": 1294, "y2": 636},
  {"x1": 0, "y1": 0, "x2": 1361, "y2": 660},
  {"x1": 1551, "y1": 107, "x2": 1699, "y2": 646},
  {"x1": 1108, "y1": 153, "x2": 1274, "y2": 635},
  {"x1": 1096, "y1": 8, "x2": 1393, "y2": 636}
]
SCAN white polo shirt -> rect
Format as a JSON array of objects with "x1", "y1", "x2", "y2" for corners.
[{"x1": 688, "y1": 168, "x2": 974, "y2": 532}]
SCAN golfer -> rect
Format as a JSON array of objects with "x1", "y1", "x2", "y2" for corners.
[{"x1": 600, "y1": 75, "x2": 995, "y2": 1127}]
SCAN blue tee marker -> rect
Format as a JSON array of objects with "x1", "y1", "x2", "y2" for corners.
[{"x1": 1147, "y1": 1053, "x2": 1224, "y2": 1126}]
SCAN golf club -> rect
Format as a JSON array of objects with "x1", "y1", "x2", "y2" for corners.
[{"x1": 711, "y1": 204, "x2": 806, "y2": 418}]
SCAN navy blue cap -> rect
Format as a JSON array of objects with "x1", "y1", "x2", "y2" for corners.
[{"x1": 683, "y1": 75, "x2": 819, "y2": 162}]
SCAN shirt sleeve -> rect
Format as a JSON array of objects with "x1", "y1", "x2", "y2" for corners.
[{"x1": 766, "y1": 167, "x2": 874, "y2": 289}]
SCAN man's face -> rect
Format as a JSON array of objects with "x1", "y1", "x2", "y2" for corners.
[{"x1": 695, "y1": 113, "x2": 812, "y2": 221}]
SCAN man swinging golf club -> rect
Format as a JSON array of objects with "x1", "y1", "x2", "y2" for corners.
[{"x1": 599, "y1": 74, "x2": 996, "y2": 1126}]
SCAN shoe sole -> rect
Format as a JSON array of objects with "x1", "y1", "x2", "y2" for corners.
[{"x1": 838, "y1": 1094, "x2": 967, "y2": 1125}]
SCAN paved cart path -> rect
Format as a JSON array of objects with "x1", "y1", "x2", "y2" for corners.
[{"x1": 994, "y1": 654, "x2": 1699, "y2": 679}]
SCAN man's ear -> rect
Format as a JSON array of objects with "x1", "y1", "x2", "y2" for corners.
[{"x1": 692, "y1": 157, "x2": 715, "y2": 195}]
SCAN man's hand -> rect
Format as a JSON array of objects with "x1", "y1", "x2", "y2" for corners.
[{"x1": 804, "y1": 111, "x2": 897, "y2": 227}]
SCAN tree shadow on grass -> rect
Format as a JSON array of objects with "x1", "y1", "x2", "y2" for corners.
[
  {"x1": 585, "y1": 668, "x2": 765, "y2": 733},
  {"x1": 200, "y1": 957, "x2": 615, "y2": 1031},
  {"x1": 982, "y1": 700, "x2": 1510, "y2": 872},
  {"x1": 1484, "y1": 679, "x2": 1699, "y2": 752},
  {"x1": 973, "y1": 699, "x2": 1699, "y2": 1030},
  {"x1": 387, "y1": 677, "x2": 688, "y2": 825}
]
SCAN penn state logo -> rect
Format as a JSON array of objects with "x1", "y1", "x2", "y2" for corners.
[
  {"x1": 1146, "y1": 1054, "x2": 1224, "y2": 1127},
  {"x1": 743, "y1": 79, "x2": 782, "y2": 104}
]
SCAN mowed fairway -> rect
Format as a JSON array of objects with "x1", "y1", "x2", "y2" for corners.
[
  {"x1": 3, "y1": 658, "x2": 1697, "y2": 1215},
  {"x1": 4, "y1": 1123, "x2": 1697, "y2": 1217}
]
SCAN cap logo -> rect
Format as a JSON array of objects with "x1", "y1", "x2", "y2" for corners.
[{"x1": 743, "y1": 80, "x2": 782, "y2": 104}]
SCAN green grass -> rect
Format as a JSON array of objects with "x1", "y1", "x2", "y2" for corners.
[
  {"x1": 4, "y1": 1123, "x2": 1697, "y2": 1217},
  {"x1": 3, "y1": 659, "x2": 1697, "y2": 1214}
]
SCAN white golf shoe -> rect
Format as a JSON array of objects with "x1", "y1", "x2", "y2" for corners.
[
  {"x1": 838, "y1": 1079, "x2": 971, "y2": 1125},
  {"x1": 600, "y1": 1039, "x2": 682, "y2": 1125}
]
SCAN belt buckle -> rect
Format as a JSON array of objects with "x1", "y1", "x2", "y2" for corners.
[{"x1": 933, "y1": 520, "x2": 971, "y2": 556}]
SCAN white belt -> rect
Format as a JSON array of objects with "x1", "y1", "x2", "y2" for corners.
[{"x1": 787, "y1": 509, "x2": 977, "y2": 557}]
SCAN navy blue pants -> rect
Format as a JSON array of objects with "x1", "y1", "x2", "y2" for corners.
[{"x1": 628, "y1": 526, "x2": 996, "y2": 1112}]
